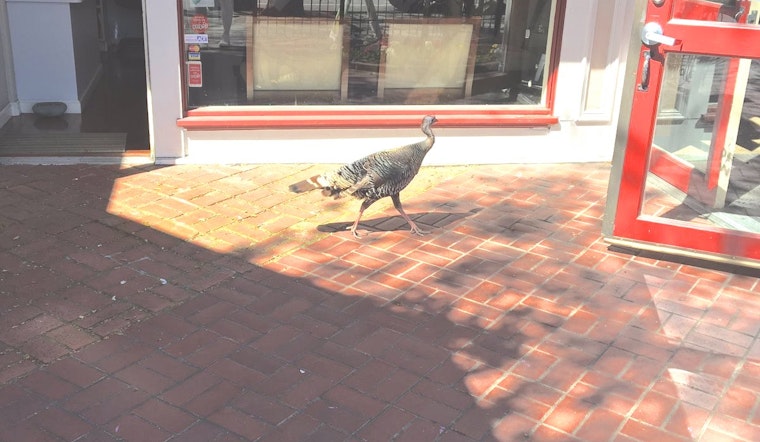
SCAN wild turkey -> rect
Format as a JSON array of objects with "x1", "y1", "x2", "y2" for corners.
[{"x1": 289, "y1": 115, "x2": 438, "y2": 238}]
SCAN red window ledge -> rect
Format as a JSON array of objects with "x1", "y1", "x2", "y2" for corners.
[{"x1": 177, "y1": 108, "x2": 558, "y2": 130}]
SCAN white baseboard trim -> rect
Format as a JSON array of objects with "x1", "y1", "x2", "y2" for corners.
[
  {"x1": 0, "y1": 102, "x2": 13, "y2": 127},
  {"x1": 175, "y1": 125, "x2": 615, "y2": 165}
]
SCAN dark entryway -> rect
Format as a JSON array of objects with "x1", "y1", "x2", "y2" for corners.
[{"x1": 0, "y1": 0, "x2": 149, "y2": 155}]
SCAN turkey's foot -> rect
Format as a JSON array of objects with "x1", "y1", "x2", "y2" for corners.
[
  {"x1": 348, "y1": 224, "x2": 365, "y2": 239},
  {"x1": 408, "y1": 221, "x2": 429, "y2": 236}
]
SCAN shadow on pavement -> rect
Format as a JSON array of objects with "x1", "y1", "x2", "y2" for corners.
[{"x1": 0, "y1": 163, "x2": 757, "y2": 441}]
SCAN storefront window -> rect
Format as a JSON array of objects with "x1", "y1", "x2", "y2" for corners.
[{"x1": 180, "y1": 0, "x2": 560, "y2": 109}]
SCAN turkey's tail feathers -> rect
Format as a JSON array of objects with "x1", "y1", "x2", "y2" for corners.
[
  {"x1": 289, "y1": 175, "x2": 346, "y2": 198},
  {"x1": 288, "y1": 175, "x2": 327, "y2": 193}
]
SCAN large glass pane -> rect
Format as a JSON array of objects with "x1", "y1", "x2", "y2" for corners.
[
  {"x1": 180, "y1": 0, "x2": 558, "y2": 107},
  {"x1": 641, "y1": 54, "x2": 760, "y2": 234}
]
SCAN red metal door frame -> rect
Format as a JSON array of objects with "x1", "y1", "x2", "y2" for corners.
[{"x1": 611, "y1": 0, "x2": 760, "y2": 261}]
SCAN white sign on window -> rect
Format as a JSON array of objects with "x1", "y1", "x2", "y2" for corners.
[{"x1": 185, "y1": 34, "x2": 210, "y2": 44}]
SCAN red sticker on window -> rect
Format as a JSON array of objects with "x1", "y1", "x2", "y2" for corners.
[
  {"x1": 191, "y1": 15, "x2": 209, "y2": 34},
  {"x1": 188, "y1": 61, "x2": 202, "y2": 87}
]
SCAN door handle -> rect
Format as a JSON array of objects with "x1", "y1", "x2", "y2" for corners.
[
  {"x1": 641, "y1": 22, "x2": 676, "y2": 46},
  {"x1": 638, "y1": 50, "x2": 651, "y2": 91}
]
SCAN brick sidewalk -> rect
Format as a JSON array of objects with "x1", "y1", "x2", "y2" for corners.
[{"x1": 0, "y1": 163, "x2": 758, "y2": 441}]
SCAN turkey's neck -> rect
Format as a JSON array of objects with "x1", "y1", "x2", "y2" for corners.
[{"x1": 421, "y1": 126, "x2": 435, "y2": 150}]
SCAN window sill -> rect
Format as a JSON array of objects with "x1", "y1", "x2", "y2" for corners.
[{"x1": 177, "y1": 107, "x2": 558, "y2": 130}]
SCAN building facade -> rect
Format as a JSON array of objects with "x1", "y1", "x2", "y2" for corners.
[{"x1": 0, "y1": 0, "x2": 635, "y2": 164}]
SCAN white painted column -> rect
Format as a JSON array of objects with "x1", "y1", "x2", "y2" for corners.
[{"x1": 142, "y1": 0, "x2": 184, "y2": 160}]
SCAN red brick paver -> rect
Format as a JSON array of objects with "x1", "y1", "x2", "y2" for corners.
[{"x1": 0, "y1": 163, "x2": 758, "y2": 441}]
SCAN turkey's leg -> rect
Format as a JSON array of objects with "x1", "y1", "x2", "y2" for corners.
[
  {"x1": 350, "y1": 198, "x2": 377, "y2": 238},
  {"x1": 391, "y1": 194, "x2": 428, "y2": 236}
]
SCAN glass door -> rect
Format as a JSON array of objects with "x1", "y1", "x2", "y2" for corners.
[{"x1": 606, "y1": 0, "x2": 760, "y2": 265}]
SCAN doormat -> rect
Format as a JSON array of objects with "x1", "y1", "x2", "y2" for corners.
[{"x1": 0, "y1": 133, "x2": 127, "y2": 155}]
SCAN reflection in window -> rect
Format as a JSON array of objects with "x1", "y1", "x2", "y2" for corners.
[
  {"x1": 181, "y1": 0, "x2": 558, "y2": 107},
  {"x1": 674, "y1": 0, "x2": 759, "y2": 24},
  {"x1": 644, "y1": 54, "x2": 760, "y2": 234}
]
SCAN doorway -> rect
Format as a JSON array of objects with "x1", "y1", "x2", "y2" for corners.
[
  {"x1": 0, "y1": 0, "x2": 149, "y2": 155},
  {"x1": 605, "y1": 0, "x2": 760, "y2": 266}
]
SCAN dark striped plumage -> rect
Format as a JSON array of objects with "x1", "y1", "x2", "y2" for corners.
[{"x1": 289, "y1": 115, "x2": 438, "y2": 238}]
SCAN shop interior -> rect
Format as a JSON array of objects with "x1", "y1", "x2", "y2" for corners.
[
  {"x1": 183, "y1": 0, "x2": 554, "y2": 108},
  {"x1": 0, "y1": 0, "x2": 149, "y2": 154}
]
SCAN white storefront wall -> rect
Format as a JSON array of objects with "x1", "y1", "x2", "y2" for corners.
[{"x1": 1, "y1": 0, "x2": 637, "y2": 165}]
